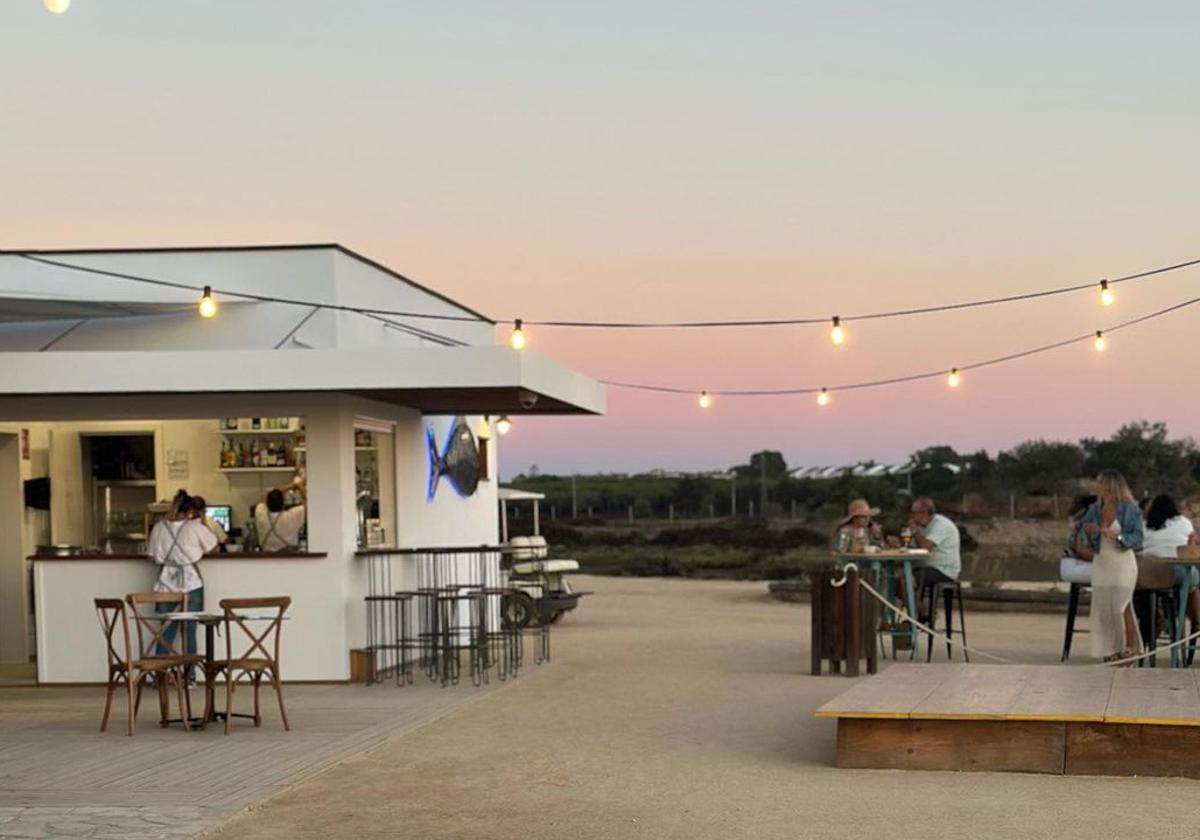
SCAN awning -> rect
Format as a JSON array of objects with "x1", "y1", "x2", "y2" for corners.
[{"x1": 0, "y1": 346, "x2": 605, "y2": 416}]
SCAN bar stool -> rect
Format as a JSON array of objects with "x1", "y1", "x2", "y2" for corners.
[
  {"x1": 922, "y1": 579, "x2": 968, "y2": 662},
  {"x1": 1132, "y1": 587, "x2": 1179, "y2": 668},
  {"x1": 1061, "y1": 583, "x2": 1089, "y2": 662},
  {"x1": 364, "y1": 593, "x2": 416, "y2": 686}
]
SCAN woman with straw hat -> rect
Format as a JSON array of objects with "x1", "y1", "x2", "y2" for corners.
[{"x1": 832, "y1": 499, "x2": 884, "y2": 553}]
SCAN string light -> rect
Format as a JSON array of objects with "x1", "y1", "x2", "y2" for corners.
[
  {"x1": 197, "y1": 286, "x2": 218, "y2": 319},
  {"x1": 1094, "y1": 330, "x2": 1106, "y2": 352},
  {"x1": 509, "y1": 318, "x2": 526, "y2": 350},
  {"x1": 17, "y1": 252, "x2": 1200, "y2": 332},
  {"x1": 830, "y1": 316, "x2": 845, "y2": 346},
  {"x1": 496, "y1": 416, "x2": 512, "y2": 435},
  {"x1": 947, "y1": 368, "x2": 961, "y2": 388},
  {"x1": 1099, "y1": 279, "x2": 1114, "y2": 307},
  {"x1": 817, "y1": 388, "x2": 831, "y2": 407},
  {"x1": 698, "y1": 390, "x2": 711, "y2": 409},
  {"x1": 44, "y1": 0, "x2": 70, "y2": 13}
]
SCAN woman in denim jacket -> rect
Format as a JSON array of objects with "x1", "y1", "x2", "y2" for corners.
[{"x1": 1078, "y1": 470, "x2": 1144, "y2": 663}]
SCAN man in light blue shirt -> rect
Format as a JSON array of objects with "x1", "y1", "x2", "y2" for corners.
[{"x1": 909, "y1": 496, "x2": 961, "y2": 587}]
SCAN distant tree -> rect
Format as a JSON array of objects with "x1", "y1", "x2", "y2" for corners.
[
  {"x1": 1081, "y1": 421, "x2": 1198, "y2": 495},
  {"x1": 908, "y1": 445, "x2": 963, "y2": 497},
  {"x1": 996, "y1": 440, "x2": 1085, "y2": 494},
  {"x1": 740, "y1": 450, "x2": 788, "y2": 478}
]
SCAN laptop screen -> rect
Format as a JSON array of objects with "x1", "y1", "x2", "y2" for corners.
[{"x1": 206, "y1": 505, "x2": 232, "y2": 532}]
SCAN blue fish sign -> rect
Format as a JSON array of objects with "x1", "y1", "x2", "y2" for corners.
[{"x1": 427, "y1": 416, "x2": 481, "y2": 499}]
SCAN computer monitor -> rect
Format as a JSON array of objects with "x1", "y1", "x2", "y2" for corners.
[{"x1": 206, "y1": 505, "x2": 232, "y2": 532}]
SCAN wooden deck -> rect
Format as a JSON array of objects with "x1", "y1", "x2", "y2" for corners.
[
  {"x1": 0, "y1": 676, "x2": 516, "y2": 837},
  {"x1": 817, "y1": 664, "x2": 1200, "y2": 777}
]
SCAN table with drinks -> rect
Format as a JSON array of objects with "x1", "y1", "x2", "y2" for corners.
[{"x1": 834, "y1": 526, "x2": 930, "y2": 658}]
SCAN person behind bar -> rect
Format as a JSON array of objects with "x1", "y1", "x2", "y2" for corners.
[
  {"x1": 149, "y1": 489, "x2": 218, "y2": 668},
  {"x1": 189, "y1": 495, "x2": 228, "y2": 547},
  {"x1": 254, "y1": 477, "x2": 307, "y2": 552}
]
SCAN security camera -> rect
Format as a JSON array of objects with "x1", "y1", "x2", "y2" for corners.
[{"x1": 518, "y1": 390, "x2": 539, "y2": 410}]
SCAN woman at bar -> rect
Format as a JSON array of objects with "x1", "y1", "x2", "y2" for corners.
[
  {"x1": 1080, "y1": 470, "x2": 1144, "y2": 664},
  {"x1": 189, "y1": 495, "x2": 228, "y2": 547},
  {"x1": 149, "y1": 489, "x2": 218, "y2": 665},
  {"x1": 1142, "y1": 493, "x2": 1200, "y2": 624}
]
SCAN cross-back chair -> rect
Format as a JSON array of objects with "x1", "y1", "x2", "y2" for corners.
[
  {"x1": 94, "y1": 598, "x2": 190, "y2": 735},
  {"x1": 210, "y1": 596, "x2": 292, "y2": 735}
]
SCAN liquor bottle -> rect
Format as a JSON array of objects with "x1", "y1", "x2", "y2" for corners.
[{"x1": 220, "y1": 440, "x2": 229, "y2": 469}]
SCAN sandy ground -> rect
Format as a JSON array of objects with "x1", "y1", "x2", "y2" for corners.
[{"x1": 210, "y1": 576, "x2": 1197, "y2": 840}]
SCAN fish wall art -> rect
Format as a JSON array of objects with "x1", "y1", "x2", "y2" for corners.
[{"x1": 427, "y1": 416, "x2": 481, "y2": 499}]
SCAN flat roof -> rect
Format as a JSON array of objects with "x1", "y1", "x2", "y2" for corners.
[{"x1": 0, "y1": 346, "x2": 604, "y2": 416}]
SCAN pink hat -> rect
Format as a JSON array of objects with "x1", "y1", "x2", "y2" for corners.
[{"x1": 840, "y1": 498, "x2": 881, "y2": 526}]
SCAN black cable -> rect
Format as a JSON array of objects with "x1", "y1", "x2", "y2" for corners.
[
  {"x1": 600, "y1": 294, "x2": 1200, "y2": 397},
  {"x1": 12, "y1": 251, "x2": 1200, "y2": 330}
]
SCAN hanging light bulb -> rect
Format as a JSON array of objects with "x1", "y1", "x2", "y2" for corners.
[
  {"x1": 1094, "y1": 330, "x2": 1106, "y2": 352},
  {"x1": 830, "y1": 316, "x2": 845, "y2": 346},
  {"x1": 698, "y1": 390, "x2": 711, "y2": 409},
  {"x1": 947, "y1": 368, "x2": 961, "y2": 388},
  {"x1": 509, "y1": 318, "x2": 526, "y2": 350},
  {"x1": 1099, "y1": 279, "x2": 1114, "y2": 307},
  {"x1": 197, "y1": 286, "x2": 218, "y2": 319},
  {"x1": 44, "y1": 0, "x2": 70, "y2": 13},
  {"x1": 816, "y1": 388, "x2": 831, "y2": 407},
  {"x1": 496, "y1": 416, "x2": 512, "y2": 435}
]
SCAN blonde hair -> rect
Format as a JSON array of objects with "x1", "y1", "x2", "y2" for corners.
[{"x1": 1095, "y1": 470, "x2": 1134, "y2": 505}]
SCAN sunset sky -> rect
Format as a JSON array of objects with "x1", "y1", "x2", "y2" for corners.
[{"x1": 4, "y1": 2, "x2": 1199, "y2": 478}]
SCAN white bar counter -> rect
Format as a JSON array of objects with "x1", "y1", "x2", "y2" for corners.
[{"x1": 32, "y1": 552, "x2": 342, "y2": 683}]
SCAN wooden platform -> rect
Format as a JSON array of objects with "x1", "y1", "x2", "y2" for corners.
[{"x1": 817, "y1": 664, "x2": 1200, "y2": 778}]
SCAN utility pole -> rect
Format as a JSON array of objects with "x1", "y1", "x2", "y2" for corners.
[
  {"x1": 759, "y1": 455, "x2": 768, "y2": 518},
  {"x1": 571, "y1": 475, "x2": 578, "y2": 520},
  {"x1": 730, "y1": 476, "x2": 737, "y2": 517}
]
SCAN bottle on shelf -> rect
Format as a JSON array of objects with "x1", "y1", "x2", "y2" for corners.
[{"x1": 220, "y1": 440, "x2": 229, "y2": 469}]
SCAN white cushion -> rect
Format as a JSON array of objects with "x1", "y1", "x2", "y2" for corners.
[
  {"x1": 512, "y1": 559, "x2": 579, "y2": 574},
  {"x1": 1060, "y1": 556, "x2": 1093, "y2": 585}
]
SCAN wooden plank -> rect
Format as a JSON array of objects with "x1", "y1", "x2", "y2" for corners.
[
  {"x1": 836, "y1": 718, "x2": 1066, "y2": 774},
  {"x1": 1006, "y1": 666, "x2": 1114, "y2": 722},
  {"x1": 1104, "y1": 668, "x2": 1200, "y2": 726},
  {"x1": 911, "y1": 664, "x2": 1036, "y2": 720},
  {"x1": 844, "y1": 570, "x2": 861, "y2": 678},
  {"x1": 1066, "y1": 721, "x2": 1200, "y2": 778},
  {"x1": 815, "y1": 663, "x2": 957, "y2": 719},
  {"x1": 810, "y1": 571, "x2": 824, "y2": 676}
]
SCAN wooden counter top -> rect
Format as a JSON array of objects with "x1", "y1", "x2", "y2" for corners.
[{"x1": 29, "y1": 552, "x2": 327, "y2": 561}]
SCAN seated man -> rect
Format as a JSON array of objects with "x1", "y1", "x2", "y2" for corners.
[
  {"x1": 1060, "y1": 494, "x2": 1098, "y2": 585},
  {"x1": 908, "y1": 496, "x2": 960, "y2": 592}
]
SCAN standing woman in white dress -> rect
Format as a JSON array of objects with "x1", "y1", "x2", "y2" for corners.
[{"x1": 1078, "y1": 470, "x2": 1144, "y2": 662}]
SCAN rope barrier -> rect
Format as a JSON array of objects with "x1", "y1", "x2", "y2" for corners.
[{"x1": 832, "y1": 562, "x2": 1200, "y2": 669}]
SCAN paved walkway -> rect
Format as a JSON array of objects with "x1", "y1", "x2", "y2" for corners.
[
  {"x1": 209, "y1": 576, "x2": 1200, "y2": 840},
  {"x1": 0, "y1": 673, "x2": 510, "y2": 838}
]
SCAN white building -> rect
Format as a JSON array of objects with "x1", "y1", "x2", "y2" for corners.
[{"x1": 0, "y1": 245, "x2": 604, "y2": 682}]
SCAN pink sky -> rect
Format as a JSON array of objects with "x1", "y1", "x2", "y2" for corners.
[{"x1": 3, "y1": 3, "x2": 1198, "y2": 477}]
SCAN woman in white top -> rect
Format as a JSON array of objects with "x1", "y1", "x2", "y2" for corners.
[
  {"x1": 1143, "y1": 494, "x2": 1200, "y2": 625},
  {"x1": 149, "y1": 490, "x2": 218, "y2": 657}
]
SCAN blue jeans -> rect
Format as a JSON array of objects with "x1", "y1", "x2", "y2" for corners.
[{"x1": 156, "y1": 587, "x2": 203, "y2": 656}]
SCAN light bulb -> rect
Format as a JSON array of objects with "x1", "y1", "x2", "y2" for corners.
[
  {"x1": 830, "y1": 316, "x2": 845, "y2": 346},
  {"x1": 947, "y1": 368, "x2": 961, "y2": 388},
  {"x1": 198, "y1": 286, "x2": 218, "y2": 319},
  {"x1": 509, "y1": 319, "x2": 526, "y2": 350},
  {"x1": 496, "y1": 415, "x2": 512, "y2": 435},
  {"x1": 1094, "y1": 331, "x2": 1106, "y2": 352},
  {"x1": 698, "y1": 391, "x2": 711, "y2": 409},
  {"x1": 1099, "y1": 279, "x2": 1114, "y2": 307},
  {"x1": 44, "y1": 0, "x2": 70, "y2": 13},
  {"x1": 816, "y1": 388, "x2": 830, "y2": 407}
]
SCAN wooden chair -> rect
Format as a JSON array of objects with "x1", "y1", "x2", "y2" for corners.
[
  {"x1": 94, "y1": 598, "x2": 190, "y2": 736},
  {"x1": 209, "y1": 597, "x2": 292, "y2": 735}
]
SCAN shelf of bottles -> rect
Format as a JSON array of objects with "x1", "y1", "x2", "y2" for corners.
[{"x1": 218, "y1": 417, "x2": 306, "y2": 472}]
